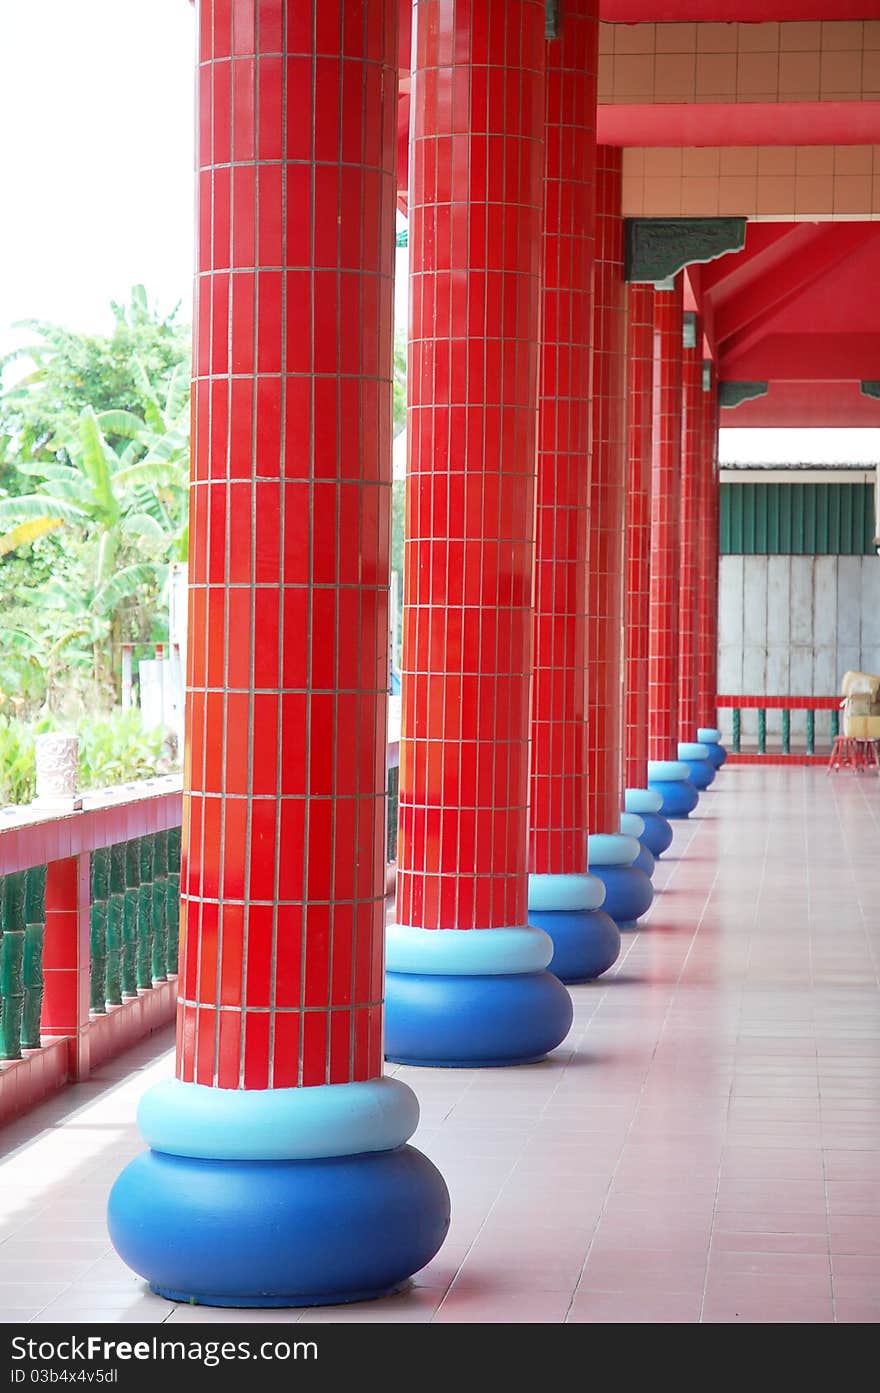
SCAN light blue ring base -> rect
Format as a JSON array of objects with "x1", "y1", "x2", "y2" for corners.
[
  {"x1": 620, "y1": 812, "x2": 645, "y2": 839},
  {"x1": 589, "y1": 863, "x2": 654, "y2": 925},
  {"x1": 109, "y1": 1146, "x2": 450, "y2": 1309},
  {"x1": 138, "y1": 1076, "x2": 419, "y2": 1162},
  {"x1": 678, "y1": 742, "x2": 710, "y2": 761},
  {"x1": 648, "y1": 777, "x2": 700, "y2": 818},
  {"x1": 528, "y1": 873, "x2": 606, "y2": 913},
  {"x1": 588, "y1": 832, "x2": 640, "y2": 867},
  {"x1": 528, "y1": 907, "x2": 620, "y2": 983},
  {"x1": 639, "y1": 810, "x2": 674, "y2": 857},
  {"x1": 386, "y1": 923, "x2": 552, "y2": 976},
  {"x1": 648, "y1": 759, "x2": 690, "y2": 783},
  {"x1": 384, "y1": 970, "x2": 573, "y2": 1067},
  {"x1": 625, "y1": 786, "x2": 664, "y2": 815}
]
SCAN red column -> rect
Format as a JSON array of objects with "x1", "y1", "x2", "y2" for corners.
[
  {"x1": 697, "y1": 365, "x2": 721, "y2": 729},
  {"x1": 179, "y1": 0, "x2": 397, "y2": 1090},
  {"x1": 110, "y1": 1, "x2": 449, "y2": 1311},
  {"x1": 587, "y1": 146, "x2": 627, "y2": 837},
  {"x1": 623, "y1": 283, "x2": 654, "y2": 793},
  {"x1": 397, "y1": 1, "x2": 546, "y2": 935},
  {"x1": 388, "y1": 1, "x2": 571, "y2": 1064},
  {"x1": 678, "y1": 325, "x2": 704, "y2": 743},
  {"x1": 530, "y1": 1, "x2": 598, "y2": 881},
  {"x1": 648, "y1": 281, "x2": 684, "y2": 763}
]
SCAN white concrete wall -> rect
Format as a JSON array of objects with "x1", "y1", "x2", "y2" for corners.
[{"x1": 717, "y1": 553, "x2": 880, "y2": 744}]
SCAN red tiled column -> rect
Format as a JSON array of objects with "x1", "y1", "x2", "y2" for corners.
[
  {"x1": 648, "y1": 279, "x2": 697, "y2": 816},
  {"x1": 526, "y1": 3, "x2": 619, "y2": 984},
  {"x1": 678, "y1": 326, "x2": 704, "y2": 742},
  {"x1": 109, "y1": 0, "x2": 449, "y2": 1308},
  {"x1": 622, "y1": 284, "x2": 672, "y2": 857},
  {"x1": 387, "y1": 0, "x2": 572, "y2": 1064},
  {"x1": 623, "y1": 284, "x2": 654, "y2": 794},
  {"x1": 678, "y1": 327, "x2": 715, "y2": 790},
  {"x1": 697, "y1": 363, "x2": 726, "y2": 769},
  {"x1": 585, "y1": 148, "x2": 652, "y2": 926}
]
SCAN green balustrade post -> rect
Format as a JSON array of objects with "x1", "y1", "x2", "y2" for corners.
[
  {"x1": 831, "y1": 709, "x2": 839, "y2": 739},
  {"x1": 732, "y1": 708, "x2": 741, "y2": 753},
  {"x1": 122, "y1": 841, "x2": 139, "y2": 997},
  {"x1": 806, "y1": 710, "x2": 815, "y2": 756},
  {"x1": 89, "y1": 849, "x2": 109, "y2": 1013},
  {"x1": 165, "y1": 826, "x2": 181, "y2": 976},
  {"x1": 151, "y1": 830, "x2": 168, "y2": 984},
  {"x1": 0, "y1": 870, "x2": 27, "y2": 1059},
  {"x1": 137, "y1": 836, "x2": 154, "y2": 991},
  {"x1": 105, "y1": 843, "x2": 125, "y2": 1006},
  {"x1": 781, "y1": 708, "x2": 791, "y2": 755},
  {"x1": 21, "y1": 865, "x2": 47, "y2": 1050},
  {"x1": 757, "y1": 708, "x2": 766, "y2": 755}
]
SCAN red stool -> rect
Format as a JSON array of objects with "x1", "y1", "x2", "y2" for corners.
[{"x1": 828, "y1": 737, "x2": 880, "y2": 773}]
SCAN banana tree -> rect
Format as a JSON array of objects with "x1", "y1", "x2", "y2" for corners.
[{"x1": 0, "y1": 363, "x2": 189, "y2": 697}]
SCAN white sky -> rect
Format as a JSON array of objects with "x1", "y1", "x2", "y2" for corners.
[
  {"x1": 0, "y1": 2, "x2": 196, "y2": 351},
  {"x1": 0, "y1": 3, "x2": 875, "y2": 466}
]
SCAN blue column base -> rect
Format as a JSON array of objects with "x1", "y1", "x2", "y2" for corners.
[
  {"x1": 681, "y1": 757, "x2": 715, "y2": 789},
  {"x1": 589, "y1": 863, "x2": 654, "y2": 926},
  {"x1": 384, "y1": 969, "x2": 573, "y2": 1067},
  {"x1": 639, "y1": 811, "x2": 673, "y2": 857},
  {"x1": 649, "y1": 778, "x2": 699, "y2": 818},
  {"x1": 108, "y1": 1146, "x2": 450, "y2": 1308},
  {"x1": 698, "y1": 728, "x2": 727, "y2": 769},
  {"x1": 528, "y1": 908, "x2": 620, "y2": 983},
  {"x1": 634, "y1": 842, "x2": 656, "y2": 878}
]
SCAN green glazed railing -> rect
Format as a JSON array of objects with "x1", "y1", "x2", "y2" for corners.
[
  {"x1": 1, "y1": 866, "x2": 46, "y2": 1059},
  {"x1": 89, "y1": 831, "x2": 182, "y2": 1014}
]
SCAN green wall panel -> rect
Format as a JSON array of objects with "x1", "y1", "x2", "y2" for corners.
[{"x1": 719, "y1": 483, "x2": 875, "y2": 555}]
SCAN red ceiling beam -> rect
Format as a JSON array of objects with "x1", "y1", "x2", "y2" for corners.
[
  {"x1": 600, "y1": 3, "x2": 880, "y2": 18},
  {"x1": 722, "y1": 332, "x2": 880, "y2": 381},
  {"x1": 714, "y1": 224, "x2": 880, "y2": 359},
  {"x1": 598, "y1": 100, "x2": 880, "y2": 147}
]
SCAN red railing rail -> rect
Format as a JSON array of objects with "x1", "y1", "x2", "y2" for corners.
[{"x1": 715, "y1": 695, "x2": 839, "y2": 759}]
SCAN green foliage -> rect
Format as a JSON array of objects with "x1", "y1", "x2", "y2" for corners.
[
  {"x1": 0, "y1": 710, "x2": 166, "y2": 807},
  {"x1": 392, "y1": 330, "x2": 407, "y2": 439},
  {"x1": 0, "y1": 289, "x2": 190, "y2": 710}
]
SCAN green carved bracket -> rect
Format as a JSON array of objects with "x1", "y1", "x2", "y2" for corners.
[
  {"x1": 625, "y1": 217, "x2": 746, "y2": 285},
  {"x1": 718, "y1": 381, "x2": 769, "y2": 409},
  {"x1": 545, "y1": 0, "x2": 560, "y2": 38},
  {"x1": 860, "y1": 381, "x2": 880, "y2": 400}
]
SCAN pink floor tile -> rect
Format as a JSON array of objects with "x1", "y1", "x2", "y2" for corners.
[
  {"x1": 567, "y1": 1289, "x2": 702, "y2": 1323},
  {"x1": 0, "y1": 767, "x2": 877, "y2": 1325}
]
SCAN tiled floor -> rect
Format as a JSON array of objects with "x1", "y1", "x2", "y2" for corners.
[{"x1": 1, "y1": 766, "x2": 878, "y2": 1324}]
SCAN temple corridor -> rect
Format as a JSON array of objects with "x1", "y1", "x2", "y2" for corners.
[{"x1": 2, "y1": 766, "x2": 878, "y2": 1326}]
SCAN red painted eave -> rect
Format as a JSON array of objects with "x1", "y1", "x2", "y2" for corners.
[
  {"x1": 597, "y1": 101, "x2": 880, "y2": 147},
  {"x1": 600, "y1": 3, "x2": 879, "y2": 18},
  {"x1": 721, "y1": 382, "x2": 880, "y2": 427}
]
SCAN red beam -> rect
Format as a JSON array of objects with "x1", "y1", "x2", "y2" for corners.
[
  {"x1": 600, "y1": 3, "x2": 880, "y2": 18},
  {"x1": 715, "y1": 225, "x2": 880, "y2": 360},
  {"x1": 599, "y1": 101, "x2": 880, "y2": 148},
  {"x1": 722, "y1": 332, "x2": 880, "y2": 382},
  {"x1": 720, "y1": 381, "x2": 880, "y2": 427}
]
